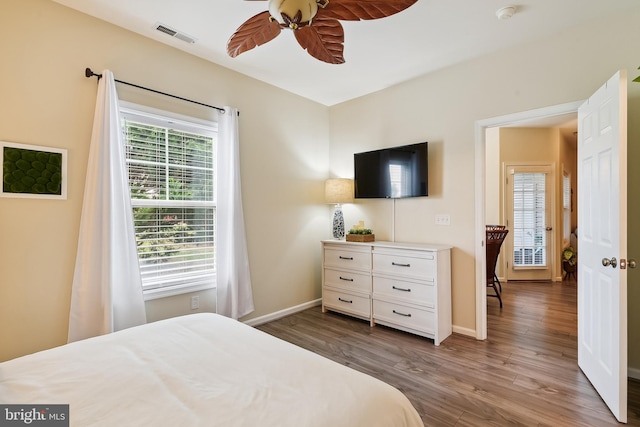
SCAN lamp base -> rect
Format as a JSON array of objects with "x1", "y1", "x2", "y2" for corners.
[{"x1": 332, "y1": 206, "x2": 345, "y2": 239}]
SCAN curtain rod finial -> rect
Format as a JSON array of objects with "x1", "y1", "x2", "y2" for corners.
[{"x1": 85, "y1": 68, "x2": 102, "y2": 79}]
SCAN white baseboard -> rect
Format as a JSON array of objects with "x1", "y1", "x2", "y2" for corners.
[
  {"x1": 452, "y1": 325, "x2": 476, "y2": 338},
  {"x1": 243, "y1": 299, "x2": 322, "y2": 327}
]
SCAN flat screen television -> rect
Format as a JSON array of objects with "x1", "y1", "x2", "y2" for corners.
[{"x1": 354, "y1": 142, "x2": 428, "y2": 199}]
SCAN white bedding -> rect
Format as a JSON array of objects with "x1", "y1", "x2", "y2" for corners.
[{"x1": 0, "y1": 313, "x2": 423, "y2": 427}]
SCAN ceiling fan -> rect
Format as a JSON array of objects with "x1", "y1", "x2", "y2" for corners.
[{"x1": 227, "y1": 0, "x2": 418, "y2": 64}]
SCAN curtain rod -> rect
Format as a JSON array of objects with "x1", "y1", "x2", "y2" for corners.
[{"x1": 85, "y1": 68, "x2": 227, "y2": 114}]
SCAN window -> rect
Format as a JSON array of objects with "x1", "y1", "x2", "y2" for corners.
[
  {"x1": 121, "y1": 104, "x2": 217, "y2": 298},
  {"x1": 512, "y1": 172, "x2": 547, "y2": 267},
  {"x1": 563, "y1": 172, "x2": 571, "y2": 246}
]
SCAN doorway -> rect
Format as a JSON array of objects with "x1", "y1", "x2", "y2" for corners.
[
  {"x1": 477, "y1": 72, "x2": 631, "y2": 423},
  {"x1": 474, "y1": 101, "x2": 582, "y2": 340},
  {"x1": 482, "y1": 118, "x2": 577, "y2": 294}
]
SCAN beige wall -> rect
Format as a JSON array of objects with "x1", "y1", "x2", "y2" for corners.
[
  {"x1": 486, "y1": 126, "x2": 578, "y2": 281},
  {"x1": 2, "y1": 0, "x2": 640, "y2": 374},
  {"x1": 484, "y1": 127, "x2": 501, "y2": 226},
  {"x1": 499, "y1": 127, "x2": 562, "y2": 281},
  {"x1": 0, "y1": 0, "x2": 330, "y2": 362},
  {"x1": 628, "y1": 93, "x2": 640, "y2": 377},
  {"x1": 329, "y1": 8, "x2": 640, "y2": 364},
  {"x1": 558, "y1": 130, "x2": 578, "y2": 246}
]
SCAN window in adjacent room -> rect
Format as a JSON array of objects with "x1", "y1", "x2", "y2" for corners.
[
  {"x1": 563, "y1": 171, "x2": 571, "y2": 247},
  {"x1": 512, "y1": 172, "x2": 547, "y2": 267},
  {"x1": 120, "y1": 103, "x2": 217, "y2": 299}
]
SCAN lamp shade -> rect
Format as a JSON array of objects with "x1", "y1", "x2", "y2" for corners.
[{"x1": 325, "y1": 178, "x2": 354, "y2": 204}]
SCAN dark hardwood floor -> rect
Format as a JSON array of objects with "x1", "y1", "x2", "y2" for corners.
[{"x1": 257, "y1": 279, "x2": 640, "y2": 426}]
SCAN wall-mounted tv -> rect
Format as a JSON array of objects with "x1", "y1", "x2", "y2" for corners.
[{"x1": 354, "y1": 142, "x2": 428, "y2": 199}]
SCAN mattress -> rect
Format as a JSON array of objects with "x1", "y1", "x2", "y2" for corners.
[{"x1": 0, "y1": 313, "x2": 423, "y2": 427}]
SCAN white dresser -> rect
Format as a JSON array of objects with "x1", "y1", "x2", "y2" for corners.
[
  {"x1": 321, "y1": 240, "x2": 452, "y2": 345},
  {"x1": 322, "y1": 242, "x2": 372, "y2": 322}
]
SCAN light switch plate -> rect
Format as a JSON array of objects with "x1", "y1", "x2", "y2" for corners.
[{"x1": 435, "y1": 214, "x2": 451, "y2": 226}]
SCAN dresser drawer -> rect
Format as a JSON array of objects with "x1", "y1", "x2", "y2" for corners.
[
  {"x1": 323, "y1": 289, "x2": 371, "y2": 318},
  {"x1": 324, "y1": 247, "x2": 371, "y2": 271},
  {"x1": 372, "y1": 300, "x2": 434, "y2": 334},
  {"x1": 324, "y1": 268, "x2": 370, "y2": 293},
  {"x1": 373, "y1": 276, "x2": 435, "y2": 307},
  {"x1": 373, "y1": 250, "x2": 435, "y2": 279}
]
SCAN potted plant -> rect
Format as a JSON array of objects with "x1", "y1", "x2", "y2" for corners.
[
  {"x1": 562, "y1": 246, "x2": 577, "y2": 279},
  {"x1": 346, "y1": 227, "x2": 375, "y2": 242}
]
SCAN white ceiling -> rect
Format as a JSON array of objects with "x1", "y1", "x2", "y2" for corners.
[{"x1": 52, "y1": 0, "x2": 639, "y2": 106}]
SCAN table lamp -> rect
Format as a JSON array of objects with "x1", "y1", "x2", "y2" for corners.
[{"x1": 325, "y1": 178, "x2": 354, "y2": 239}]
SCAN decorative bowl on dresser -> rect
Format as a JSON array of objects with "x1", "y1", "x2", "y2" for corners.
[{"x1": 321, "y1": 240, "x2": 452, "y2": 345}]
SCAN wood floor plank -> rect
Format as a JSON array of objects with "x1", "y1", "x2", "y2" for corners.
[{"x1": 257, "y1": 279, "x2": 640, "y2": 426}]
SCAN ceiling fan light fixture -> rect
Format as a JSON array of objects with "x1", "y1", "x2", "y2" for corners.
[
  {"x1": 227, "y1": 0, "x2": 418, "y2": 64},
  {"x1": 496, "y1": 6, "x2": 517, "y2": 20},
  {"x1": 268, "y1": 0, "x2": 319, "y2": 28}
]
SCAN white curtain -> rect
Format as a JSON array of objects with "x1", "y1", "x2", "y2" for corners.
[
  {"x1": 68, "y1": 70, "x2": 147, "y2": 343},
  {"x1": 216, "y1": 107, "x2": 255, "y2": 319}
]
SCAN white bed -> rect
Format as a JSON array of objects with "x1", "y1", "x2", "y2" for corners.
[{"x1": 0, "y1": 313, "x2": 423, "y2": 427}]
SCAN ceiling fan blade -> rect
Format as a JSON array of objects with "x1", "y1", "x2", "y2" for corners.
[
  {"x1": 319, "y1": 0, "x2": 418, "y2": 21},
  {"x1": 227, "y1": 11, "x2": 282, "y2": 58},
  {"x1": 294, "y1": 17, "x2": 345, "y2": 64}
]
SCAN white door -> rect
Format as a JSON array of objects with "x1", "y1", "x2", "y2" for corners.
[
  {"x1": 505, "y1": 164, "x2": 554, "y2": 281},
  {"x1": 577, "y1": 70, "x2": 627, "y2": 423}
]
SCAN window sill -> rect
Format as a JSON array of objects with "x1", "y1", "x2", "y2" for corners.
[{"x1": 143, "y1": 282, "x2": 216, "y2": 301}]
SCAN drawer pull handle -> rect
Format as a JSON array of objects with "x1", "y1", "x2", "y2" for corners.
[
  {"x1": 392, "y1": 286, "x2": 411, "y2": 292},
  {"x1": 338, "y1": 297, "x2": 353, "y2": 304},
  {"x1": 393, "y1": 310, "x2": 412, "y2": 317},
  {"x1": 392, "y1": 262, "x2": 411, "y2": 267},
  {"x1": 339, "y1": 276, "x2": 354, "y2": 282},
  {"x1": 339, "y1": 256, "x2": 354, "y2": 260}
]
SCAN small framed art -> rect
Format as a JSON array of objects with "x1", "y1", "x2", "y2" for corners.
[{"x1": 1, "y1": 141, "x2": 67, "y2": 199}]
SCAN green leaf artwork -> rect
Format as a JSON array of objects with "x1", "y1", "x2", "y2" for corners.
[
  {"x1": 634, "y1": 66, "x2": 640, "y2": 83},
  {"x1": 3, "y1": 146, "x2": 63, "y2": 195}
]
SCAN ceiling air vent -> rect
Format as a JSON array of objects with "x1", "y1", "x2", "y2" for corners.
[{"x1": 154, "y1": 23, "x2": 196, "y2": 44}]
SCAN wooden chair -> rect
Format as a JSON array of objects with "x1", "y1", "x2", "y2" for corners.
[{"x1": 486, "y1": 227, "x2": 509, "y2": 308}]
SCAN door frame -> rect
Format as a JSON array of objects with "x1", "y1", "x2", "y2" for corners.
[{"x1": 474, "y1": 100, "x2": 583, "y2": 340}]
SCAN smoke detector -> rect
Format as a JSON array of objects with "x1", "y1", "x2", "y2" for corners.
[{"x1": 496, "y1": 6, "x2": 517, "y2": 20}]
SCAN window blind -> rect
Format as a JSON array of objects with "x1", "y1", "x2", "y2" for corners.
[
  {"x1": 123, "y1": 115, "x2": 216, "y2": 292},
  {"x1": 563, "y1": 174, "x2": 571, "y2": 210},
  {"x1": 512, "y1": 172, "x2": 546, "y2": 267}
]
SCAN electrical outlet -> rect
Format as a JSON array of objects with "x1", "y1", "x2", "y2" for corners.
[
  {"x1": 435, "y1": 214, "x2": 451, "y2": 226},
  {"x1": 190, "y1": 295, "x2": 199, "y2": 310}
]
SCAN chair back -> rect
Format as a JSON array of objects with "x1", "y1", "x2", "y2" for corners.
[{"x1": 486, "y1": 229, "x2": 509, "y2": 282}]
